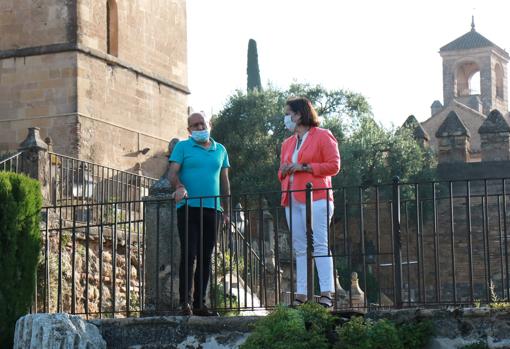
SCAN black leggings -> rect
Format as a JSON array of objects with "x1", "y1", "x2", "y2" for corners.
[{"x1": 177, "y1": 207, "x2": 221, "y2": 306}]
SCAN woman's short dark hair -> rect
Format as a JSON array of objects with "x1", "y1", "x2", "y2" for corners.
[{"x1": 286, "y1": 97, "x2": 320, "y2": 127}]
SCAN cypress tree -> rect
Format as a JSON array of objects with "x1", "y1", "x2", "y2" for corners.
[
  {"x1": 0, "y1": 172, "x2": 42, "y2": 348},
  {"x1": 247, "y1": 39, "x2": 262, "y2": 91}
]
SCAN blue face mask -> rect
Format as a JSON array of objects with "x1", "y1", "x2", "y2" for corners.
[
  {"x1": 284, "y1": 114, "x2": 297, "y2": 132},
  {"x1": 191, "y1": 129, "x2": 210, "y2": 143}
]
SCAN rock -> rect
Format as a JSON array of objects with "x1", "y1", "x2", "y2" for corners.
[{"x1": 14, "y1": 313, "x2": 106, "y2": 349}]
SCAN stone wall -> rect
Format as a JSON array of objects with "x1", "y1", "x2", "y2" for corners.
[
  {"x1": 0, "y1": 0, "x2": 75, "y2": 51},
  {"x1": 77, "y1": 0, "x2": 187, "y2": 84},
  {"x1": 481, "y1": 132, "x2": 510, "y2": 161},
  {"x1": 0, "y1": 0, "x2": 188, "y2": 177},
  {"x1": 421, "y1": 102, "x2": 484, "y2": 156},
  {"x1": 368, "y1": 307, "x2": 510, "y2": 348},
  {"x1": 75, "y1": 52, "x2": 188, "y2": 177},
  {"x1": 36, "y1": 213, "x2": 144, "y2": 318},
  {"x1": 437, "y1": 135, "x2": 471, "y2": 163},
  {"x1": 0, "y1": 53, "x2": 78, "y2": 154}
]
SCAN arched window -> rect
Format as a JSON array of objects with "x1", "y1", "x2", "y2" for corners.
[
  {"x1": 107, "y1": 0, "x2": 118, "y2": 56},
  {"x1": 495, "y1": 63, "x2": 504, "y2": 99},
  {"x1": 469, "y1": 71, "x2": 480, "y2": 95},
  {"x1": 455, "y1": 61, "x2": 480, "y2": 96}
]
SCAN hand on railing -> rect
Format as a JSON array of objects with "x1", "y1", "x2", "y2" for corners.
[{"x1": 222, "y1": 212, "x2": 230, "y2": 226}]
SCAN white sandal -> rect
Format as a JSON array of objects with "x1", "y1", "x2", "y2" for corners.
[{"x1": 318, "y1": 295, "x2": 333, "y2": 308}]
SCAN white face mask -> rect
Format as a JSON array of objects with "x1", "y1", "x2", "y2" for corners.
[{"x1": 284, "y1": 114, "x2": 297, "y2": 132}]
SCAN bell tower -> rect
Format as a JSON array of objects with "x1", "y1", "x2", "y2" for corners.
[{"x1": 440, "y1": 17, "x2": 509, "y2": 115}]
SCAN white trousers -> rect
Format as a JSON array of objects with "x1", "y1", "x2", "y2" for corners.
[{"x1": 285, "y1": 198, "x2": 334, "y2": 295}]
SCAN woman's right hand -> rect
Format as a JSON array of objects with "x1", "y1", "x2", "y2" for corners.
[{"x1": 279, "y1": 163, "x2": 292, "y2": 178}]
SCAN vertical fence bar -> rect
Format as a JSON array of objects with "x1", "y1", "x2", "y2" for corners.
[
  {"x1": 141, "y1": 202, "x2": 146, "y2": 311},
  {"x1": 466, "y1": 181, "x2": 474, "y2": 304},
  {"x1": 405, "y1": 201, "x2": 411, "y2": 306},
  {"x1": 432, "y1": 182, "x2": 440, "y2": 303},
  {"x1": 258, "y1": 195, "x2": 265, "y2": 307},
  {"x1": 449, "y1": 181, "x2": 457, "y2": 304},
  {"x1": 498, "y1": 195, "x2": 505, "y2": 298},
  {"x1": 359, "y1": 187, "x2": 367, "y2": 308},
  {"x1": 99, "y1": 203, "x2": 104, "y2": 318},
  {"x1": 483, "y1": 180, "x2": 491, "y2": 302},
  {"x1": 199, "y1": 198, "x2": 204, "y2": 308},
  {"x1": 392, "y1": 177, "x2": 403, "y2": 309},
  {"x1": 156, "y1": 202, "x2": 161, "y2": 312},
  {"x1": 169, "y1": 198, "x2": 175, "y2": 309},
  {"x1": 375, "y1": 186, "x2": 382, "y2": 306},
  {"x1": 274, "y1": 204, "x2": 280, "y2": 306},
  {"x1": 85, "y1": 204, "x2": 90, "y2": 318},
  {"x1": 58, "y1": 207, "x2": 63, "y2": 312},
  {"x1": 112, "y1": 202, "x2": 117, "y2": 318},
  {"x1": 71, "y1": 206, "x2": 76, "y2": 314},
  {"x1": 126, "y1": 202, "x2": 132, "y2": 317},
  {"x1": 184, "y1": 201, "x2": 189, "y2": 307},
  {"x1": 415, "y1": 184, "x2": 422, "y2": 303},
  {"x1": 44, "y1": 208, "x2": 50, "y2": 313},
  {"x1": 288, "y1": 191, "x2": 294, "y2": 305},
  {"x1": 305, "y1": 183, "x2": 314, "y2": 301}
]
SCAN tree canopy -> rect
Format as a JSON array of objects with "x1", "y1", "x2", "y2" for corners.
[{"x1": 211, "y1": 83, "x2": 435, "y2": 202}]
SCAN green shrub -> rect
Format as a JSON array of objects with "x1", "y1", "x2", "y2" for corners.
[
  {"x1": 336, "y1": 316, "x2": 372, "y2": 349},
  {"x1": 0, "y1": 172, "x2": 42, "y2": 348},
  {"x1": 335, "y1": 317, "x2": 433, "y2": 349},
  {"x1": 399, "y1": 320, "x2": 434, "y2": 348},
  {"x1": 369, "y1": 319, "x2": 403, "y2": 349},
  {"x1": 241, "y1": 304, "x2": 333, "y2": 349}
]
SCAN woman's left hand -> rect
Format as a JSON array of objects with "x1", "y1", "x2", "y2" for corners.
[{"x1": 287, "y1": 163, "x2": 303, "y2": 174}]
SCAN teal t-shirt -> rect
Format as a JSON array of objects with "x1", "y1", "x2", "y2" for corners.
[{"x1": 169, "y1": 137, "x2": 230, "y2": 210}]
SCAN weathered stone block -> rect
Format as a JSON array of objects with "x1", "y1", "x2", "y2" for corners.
[{"x1": 14, "y1": 313, "x2": 106, "y2": 349}]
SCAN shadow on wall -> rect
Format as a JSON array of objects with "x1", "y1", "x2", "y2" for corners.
[{"x1": 134, "y1": 138, "x2": 180, "y2": 179}]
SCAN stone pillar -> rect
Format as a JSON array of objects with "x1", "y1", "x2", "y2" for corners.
[
  {"x1": 143, "y1": 176, "x2": 180, "y2": 314},
  {"x1": 436, "y1": 111, "x2": 471, "y2": 163},
  {"x1": 260, "y1": 199, "x2": 284, "y2": 306},
  {"x1": 479, "y1": 109, "x2": 510, "y2": 161},
  {"x1": 431, "y1": 100, "x2": 443, "y2": 116},
  {"x1": 18, "y1": 127, "x2": 50, "y2": 204},
  {"x1": 401, "y1": 115, "x2": 430, "y2": 148}
]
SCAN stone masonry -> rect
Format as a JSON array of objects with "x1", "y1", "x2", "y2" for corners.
[{"x1": 0, "y1": 0, "x2": 189, "y2": 178}]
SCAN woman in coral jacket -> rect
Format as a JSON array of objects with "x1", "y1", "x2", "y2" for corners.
[{"x1": 278, "y1": 96, "x2": 341, "y2": 308}]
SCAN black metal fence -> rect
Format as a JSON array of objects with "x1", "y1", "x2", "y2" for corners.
[
  {"x1": 0, "y1": 152, "x2": 23, "y2": 173},
  {"x1": 48, "y1": 152, "x2": 157, "y2": 209},
  {"x1": 33, "y1": 177, "x2": 510, "y2": 317}
]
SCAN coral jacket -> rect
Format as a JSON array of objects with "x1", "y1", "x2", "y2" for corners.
[{"x1": 278, "y1": 127, "x2": 341, "y2": 206}]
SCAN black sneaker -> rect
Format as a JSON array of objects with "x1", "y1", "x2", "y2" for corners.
[
  {"x1": 179, "y1": 303, "x2": 193, "y2": 316},
  {"x1": 193, "y1": 304, "x2": 219, "y2": 317}
]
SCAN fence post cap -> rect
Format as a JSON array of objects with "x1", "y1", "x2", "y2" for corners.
[
  {"x1": 392, "y1": 176, "x2": 400, "y2": 184},
  {"x1": 19, "y1": 127, "x2": 48, "y2": 151},
  {"x1": 306, "y1": 182, "x2": 313, "y2": 189}
]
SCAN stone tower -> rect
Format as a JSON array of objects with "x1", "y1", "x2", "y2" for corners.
[
  {"x1": 440, "y1": 18, "x2": 509, "y2": 116},
  {"x1": 0, "y1": 0, "x2": 189, "y2": 177}
]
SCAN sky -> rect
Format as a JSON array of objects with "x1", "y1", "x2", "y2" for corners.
[{"x1": 186, "y1": 0, "x2": 510, "y2": 127}]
